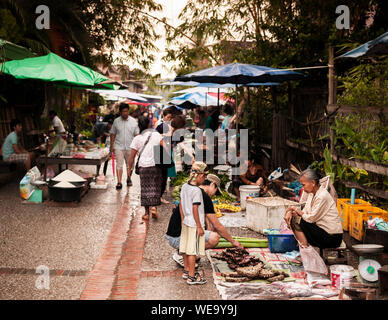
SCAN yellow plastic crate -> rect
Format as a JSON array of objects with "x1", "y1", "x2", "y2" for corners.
[
  {"x1": 337, "y1": 199, "x2": 371, "y2": 231},
  {"x1": 349, "y1": 206, "x2": 388, "y2": 241}
]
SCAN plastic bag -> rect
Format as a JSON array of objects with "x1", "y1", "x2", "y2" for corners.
[
  {"x1": 268, "y1": 167, "x2": 284, "y2": 181},
  {"x1": 48, "y1": 136, "x2": 67, "y2": 156},
  {"x1": 279, "y1": 220, "x2": 294, "y2": 234},
  {"x1": 299, "y1": 245, "x2": 328, "y2": 275},
  {"x1": 19, "y1": 166, "x2": 41, "y2": 199},
  {"x1": 306, "y1": 271, "x2": 331, "y2": 288}
]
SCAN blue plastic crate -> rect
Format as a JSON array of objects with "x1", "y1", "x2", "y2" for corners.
[{"x1": 267, "y1": 234, "x2": 298, "y2": 253}]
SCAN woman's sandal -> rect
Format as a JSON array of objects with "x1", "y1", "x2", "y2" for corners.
[
  {"x1": 160, "y1": 198, "x2": 170, "y2": 204},
  {"x1": 151, "y1": 207, "x2": 158, "y2": 220},
  {"x1": 182, "y1": 270, "x2": 189, "y2": 280},
  {"x1": 186, "y1": 272, "x2": 207, "y2": 285}
]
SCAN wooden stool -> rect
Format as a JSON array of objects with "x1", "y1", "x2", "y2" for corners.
[
  {"x1": 320, "y1": 241, "x2": 348, "y2": 265},
  {"x1": 378, "y1": 265, "x2": 388, "y2": 297}
]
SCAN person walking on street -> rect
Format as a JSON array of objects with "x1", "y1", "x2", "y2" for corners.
[
  {"x1": 110, "y1": 103, "x2": 139, "y2": 190},
  {"x1": 127, "y1": 116, "x2": 164, "y2": 221}
]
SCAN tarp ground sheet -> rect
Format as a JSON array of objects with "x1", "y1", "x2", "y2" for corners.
[{"x1": 207, "y1": 248, "x2": 340, "y2": 300}]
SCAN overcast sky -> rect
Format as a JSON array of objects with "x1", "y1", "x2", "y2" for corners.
[{"x1": 149, "y1": 0, "x2": 188, "y2": 80}]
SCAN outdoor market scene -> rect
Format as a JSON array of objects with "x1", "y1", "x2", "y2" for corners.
[{"x1": 0, "y1": 0, "x2": 387, "y2": 303}]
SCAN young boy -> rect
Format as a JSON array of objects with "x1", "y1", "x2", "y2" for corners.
[{"x1": 179, "y1": 161, "x2": 208, "y2": 285}]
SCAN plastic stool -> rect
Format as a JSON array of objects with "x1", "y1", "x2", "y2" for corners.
[{"x1": 320, "y1": 241, "x2": 348, "y2": 265}]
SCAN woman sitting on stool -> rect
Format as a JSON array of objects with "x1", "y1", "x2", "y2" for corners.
[{"x1": 284, "y1": 168, "x2": 343, "y2": 249}]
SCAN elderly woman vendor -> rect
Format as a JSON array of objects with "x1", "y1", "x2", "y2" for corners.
[{"x1": 284, "y1": 168, "x2": 343, "y2": 249}]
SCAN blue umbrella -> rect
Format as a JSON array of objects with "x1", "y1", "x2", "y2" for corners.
[
  {"x1": 160, "y1": 80, "x2": 279, "y2": 87},
  {"x1": 169, "y1": 92, "x2": 226, "y2": 109},
  {"x1": 174, "y1": 62, "x2": 305, "y2": 84},
  {"x1": 338, "y1": 31, "x2": 388, "y2": 59}
]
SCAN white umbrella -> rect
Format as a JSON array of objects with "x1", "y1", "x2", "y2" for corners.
[{"x1": 90, "y1": 89, "x2": 147, "y2": 102}]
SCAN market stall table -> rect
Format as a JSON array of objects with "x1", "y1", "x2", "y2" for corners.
[{"x1": 37, "y1": 153, "x2": 110, "y2": 177}]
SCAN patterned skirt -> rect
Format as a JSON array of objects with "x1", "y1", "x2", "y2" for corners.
[{"x1": 139, "y1": 166, "x2": 162, "y2": 207}]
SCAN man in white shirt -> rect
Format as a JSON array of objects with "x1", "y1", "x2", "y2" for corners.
[
  {"x1": 110, "y1": 103, "x2": 139, "y2": 189},
  {"x1": 48, "y1": 110, "x2": 66, "y2": 135}
]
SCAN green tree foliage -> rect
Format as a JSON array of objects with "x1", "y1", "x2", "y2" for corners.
[
  {"x1": 164, "y1": 0, "x2": 385, "y2": 77},
  {"x1": 0, "y1": 0, "x2": 162, "y2": 68}
]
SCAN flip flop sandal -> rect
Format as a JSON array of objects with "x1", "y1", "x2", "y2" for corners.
[
  {"x1": 151, "y1": 207, "x2": 158, "y2": 220},
  {"x1": 186, "y1": 272, "x2": 207, "y2": 285},
  {"x1": 116, "y1": 183, "x2": 122, "y2": 190}
]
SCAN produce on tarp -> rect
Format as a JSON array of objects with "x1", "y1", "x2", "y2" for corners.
[
  {"x1": 216, "y1": 236, "x2": 268, "y2": 248},
  {"x1": 213, "y1": 248, "x2": 288, "y2": 283}
]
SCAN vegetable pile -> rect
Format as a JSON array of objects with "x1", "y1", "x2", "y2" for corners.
[{"x1": 216, "y1": 236, "x2": 268, "y2": 248}]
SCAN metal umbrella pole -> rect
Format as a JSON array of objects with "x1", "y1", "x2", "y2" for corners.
[{"x1": 235, "y1": 84, "x2": 239, "y2": 134}]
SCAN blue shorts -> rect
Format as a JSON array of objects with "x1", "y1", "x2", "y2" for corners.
[{"x1": 165, "y1": 230, "x2": 211, "y2": 250}]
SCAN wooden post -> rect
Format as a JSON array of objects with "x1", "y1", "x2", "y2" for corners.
[{"x1": 328, "y1": 46, "x2": 336, "y2": 155}]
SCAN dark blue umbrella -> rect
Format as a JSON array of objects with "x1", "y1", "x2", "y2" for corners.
[
  {"x1": 338, "y1": 31, "x2": 388, "y2": 59},
  {"x1": 174, "y1": 62, "x2": 305, "y2": 84}
]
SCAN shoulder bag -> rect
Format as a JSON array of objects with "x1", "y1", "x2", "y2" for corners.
[{"x1": 135, "y1": 133, "x2": 152, "y2": 175}]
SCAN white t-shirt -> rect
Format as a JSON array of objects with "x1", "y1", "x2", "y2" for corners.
[
  {"x1": 130, "y1": 131, "x2": 163, "y2": 167},
  {"x1": 52, "y1": 116, "x2": 65, "y2": 134},
  {"x1": 180, "y1": 183, "x2": 205, "y2": 228}
]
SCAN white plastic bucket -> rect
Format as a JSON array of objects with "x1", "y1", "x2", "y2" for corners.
[
  {"x1": 239, "y1": 185, "x2": 260, "y2": 210},
  {"x1": 330, "y1": 264, "x2": 354, "y2": 289}
]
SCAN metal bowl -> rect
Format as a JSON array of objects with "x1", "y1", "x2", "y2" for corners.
[{"x1": 352, "y1": 244, "x2": 384, "y2": 255}]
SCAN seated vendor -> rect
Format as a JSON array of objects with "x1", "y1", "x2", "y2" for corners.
[
  {"x1": 1, "y1": 119, "x2": 35, "y2": 171},
  {"x1": 165, "y1": 174, "x2": 243, "y2": 267},
  {"x1": 232, "y1": 159, "x2": 268, "y2": 202},
  {"x1": 284, "y1": 168, "x2": 343, "y2": 249}
]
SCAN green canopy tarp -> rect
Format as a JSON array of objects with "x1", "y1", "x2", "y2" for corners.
[
  {"x1": 0, "y1": 39, "x2": 37, "y2": 61},
  {"x1": 0, "y1": 52, "x2": 117, "y2": 89}
]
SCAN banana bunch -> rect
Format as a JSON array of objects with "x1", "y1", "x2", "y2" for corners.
[
  {"x1": 214, "y1": 205, "x2": 224, "y2": 217},
  {"x1": 214, "y1": 203, "x2": 241, "y2": 213}
]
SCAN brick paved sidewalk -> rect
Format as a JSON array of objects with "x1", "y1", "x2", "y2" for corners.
[{"x1": 81, "y1": 186, "x2": 220, "y2": 300}]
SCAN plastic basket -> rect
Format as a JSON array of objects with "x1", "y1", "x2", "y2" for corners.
[
  {"x1": 267, "y1": 234, "x2": 298, "y2": 253},
  {"x1": 337, "y1": 198, "x2": 371, "y2": 231},
  {"x1": 349, "y1": 206, "x2": 387, "y2": 241}
]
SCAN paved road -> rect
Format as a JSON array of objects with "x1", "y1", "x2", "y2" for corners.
[
  {"x1": 0, "y1": 163, "x2": 256, "y2": 300},
  {"x1": 0, "y1": 163, "x2": 126, "y2": 299}
]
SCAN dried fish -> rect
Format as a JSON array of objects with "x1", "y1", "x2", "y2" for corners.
[
  {"x1": 235, "y1": 263, "x2": 264, "y2": 278},
  {"x1": 267, "y1": 274, "x2": 285, "y2": 282},
  {"x1": 221, "y1": 272, "x2": 241, "y2": 278},
  {"x1": 225, "y1": 276, "x2": 250, "y2": 282}
]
